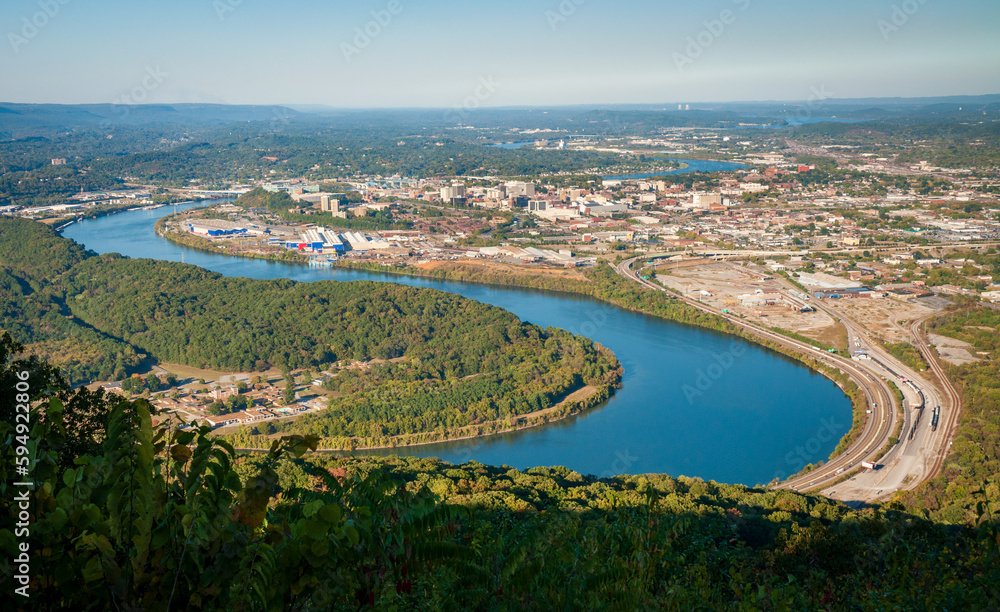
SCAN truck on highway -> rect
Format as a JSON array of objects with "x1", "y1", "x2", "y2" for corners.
[{"x1": 862, "y1": 461, "x2": 880, "y2": 470}]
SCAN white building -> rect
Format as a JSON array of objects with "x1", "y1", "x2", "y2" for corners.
[{"x1": 504, "y1": 181, "x2": 535, "y2": 198}]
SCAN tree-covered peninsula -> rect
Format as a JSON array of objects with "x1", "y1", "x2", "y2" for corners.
[{"x1": 0, "y1": 218, "x2": 621, "y2": 447}]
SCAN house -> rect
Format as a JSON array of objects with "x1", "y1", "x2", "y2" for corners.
[
  {"x1": 203, "y1": 414, "x2": 240, "y2": 429},
  {"x1": 102, "y1": 382, "x2": 125, "y2": 396},
  {"x1": 211, "y1": 385, "x2": 239, "y2": 401},
  {"x1": 239, "y1": 408, "x2": 274, "y2": 423}
]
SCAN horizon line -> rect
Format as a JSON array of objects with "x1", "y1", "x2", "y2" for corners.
[{"x1": 2, "y1": 92, "x2": 999, "y2": 112}]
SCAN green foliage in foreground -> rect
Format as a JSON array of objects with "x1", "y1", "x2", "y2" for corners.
[{"x1": 3, "y1": 346, "x2": 999, "y2": 610}]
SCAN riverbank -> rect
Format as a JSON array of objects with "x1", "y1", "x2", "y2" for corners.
[
  {"x1": 225, "y1": 382, "x2": 615, "y2": 452},
  {"x1": 69, "y1": 206, "x2": 854, "y2": 483},
  {"x1": 329, "y1": 258, "x2": 871, "y2": 473},
  {"x1": 156, "y1": 214, "x2": 309, "y2": 264},
  {"x1": 157, "y1": 223, "x2": 868, "y2": 473}
]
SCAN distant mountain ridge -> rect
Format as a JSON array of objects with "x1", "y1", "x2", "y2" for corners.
[{"x1": 0, "y1": 103, "x2": 301, "y2": 138}]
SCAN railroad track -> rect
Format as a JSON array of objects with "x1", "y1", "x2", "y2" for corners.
[
  {"x1": 613, "y1": 258, "x2": 899, "y2": 493},
  {"x1": 909, "y1": 317, "x2": 963, "y2": 481}
]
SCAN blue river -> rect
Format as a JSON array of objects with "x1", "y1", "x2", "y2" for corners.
[
  {"x1": 64, "y1": 202, "x2": 850, "y2": 485},
  {"x1": 604, "y1": 159, "x2": 747, "y2": 180}
]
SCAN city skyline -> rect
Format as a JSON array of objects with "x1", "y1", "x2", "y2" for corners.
[{"x1": 1, "y1": 0, "x2": 998, "y2": 108}]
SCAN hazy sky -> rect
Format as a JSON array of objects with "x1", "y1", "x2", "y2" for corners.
[{"x1": 2, "y1": 0, "x2": 998, "y2": 107}]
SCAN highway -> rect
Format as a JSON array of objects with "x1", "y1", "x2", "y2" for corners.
[
  {"x1": 794, "y1": 295, "x2": 957, "y2": 502},
  {"x1": 612, "y1": 256, "x2": 942, "y2": 503}
]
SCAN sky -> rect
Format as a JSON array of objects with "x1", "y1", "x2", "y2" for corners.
[{"x1": 1, "y1": 0, "x2": 998, "y2": 107}]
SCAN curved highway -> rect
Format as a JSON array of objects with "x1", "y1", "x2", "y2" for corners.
[
  {"x1": 614, "y1": 257, "x2": 906, "y2": 500},
  {"x1": 799, "y1": 296, "x2": 959, "y2": 501}
]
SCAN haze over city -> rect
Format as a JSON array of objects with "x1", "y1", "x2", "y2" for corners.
[{"x1": 2, "y1": 0, "x2": 999, "y2": 107}]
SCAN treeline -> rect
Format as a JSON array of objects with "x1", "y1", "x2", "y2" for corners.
[
  {"x1": 2, "y1": 342, "x2": 997, "y2": 610},
  {"x1": 227, "y1": 337, "x2": 619, "y2": 449},
  {"x1": 791, "y1": 120, "x2": 1000, "y2": 169},
  {"x1": 79, "y1": 126, "x2": 624, "y2": 186}
]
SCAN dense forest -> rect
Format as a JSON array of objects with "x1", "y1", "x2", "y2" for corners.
[
  {"x1": 0, "y1": 219, "x2": 620, "y2": 445},
  {"x1": 0, "y1": 218, "x2": 147, "y2": 381},
  {"x1": 1, "y1": 339, "x2": 998, "y2": 610}
]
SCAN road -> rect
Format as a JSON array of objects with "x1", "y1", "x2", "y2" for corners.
[
  {"x1": 613, "y1": 256, "x2": 956, "y2": 503},
  {"x1": 793, "y1": 294, "x2": 958, "y2": 502}
]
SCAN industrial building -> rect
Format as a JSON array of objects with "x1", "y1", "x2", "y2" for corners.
[
  {"x1": 188, "y1": 220, "x2": 248, "y2": 237},
  {"x1": 813, "y1": 287, "x2": 885, "y2": 300},
  {"x1": 296, "y1": 228, "x2": 345, "y2": 253},
  {"x1": 339, "y1": 232, "x2": 393, "y2": 252}
]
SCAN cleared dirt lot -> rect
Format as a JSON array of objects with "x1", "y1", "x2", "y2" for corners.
[
  {"x1": 653, "y1": 263, "x2": 845, "y2": 347},
  {"x1": 827, "y1": 298, "x2": 938, "y2": 345},
  {"x1": 927, "y1": 333, "x2": 981, "y2": 366}
]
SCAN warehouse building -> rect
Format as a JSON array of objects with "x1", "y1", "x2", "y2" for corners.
[
  {"x1": 813, "y1": 287, "x2": 885, "y2": 300},
  {"x1": 188, "y1": 220, "x2": 248, "y2": 237}
]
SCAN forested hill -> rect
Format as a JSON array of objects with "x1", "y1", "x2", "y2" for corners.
[
  {"x1": 0, "y1": 218, "x2": 621, "y2": 445},
  {"x1": 0, "y1": 218, "x2": 91, "y2": 284}
]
